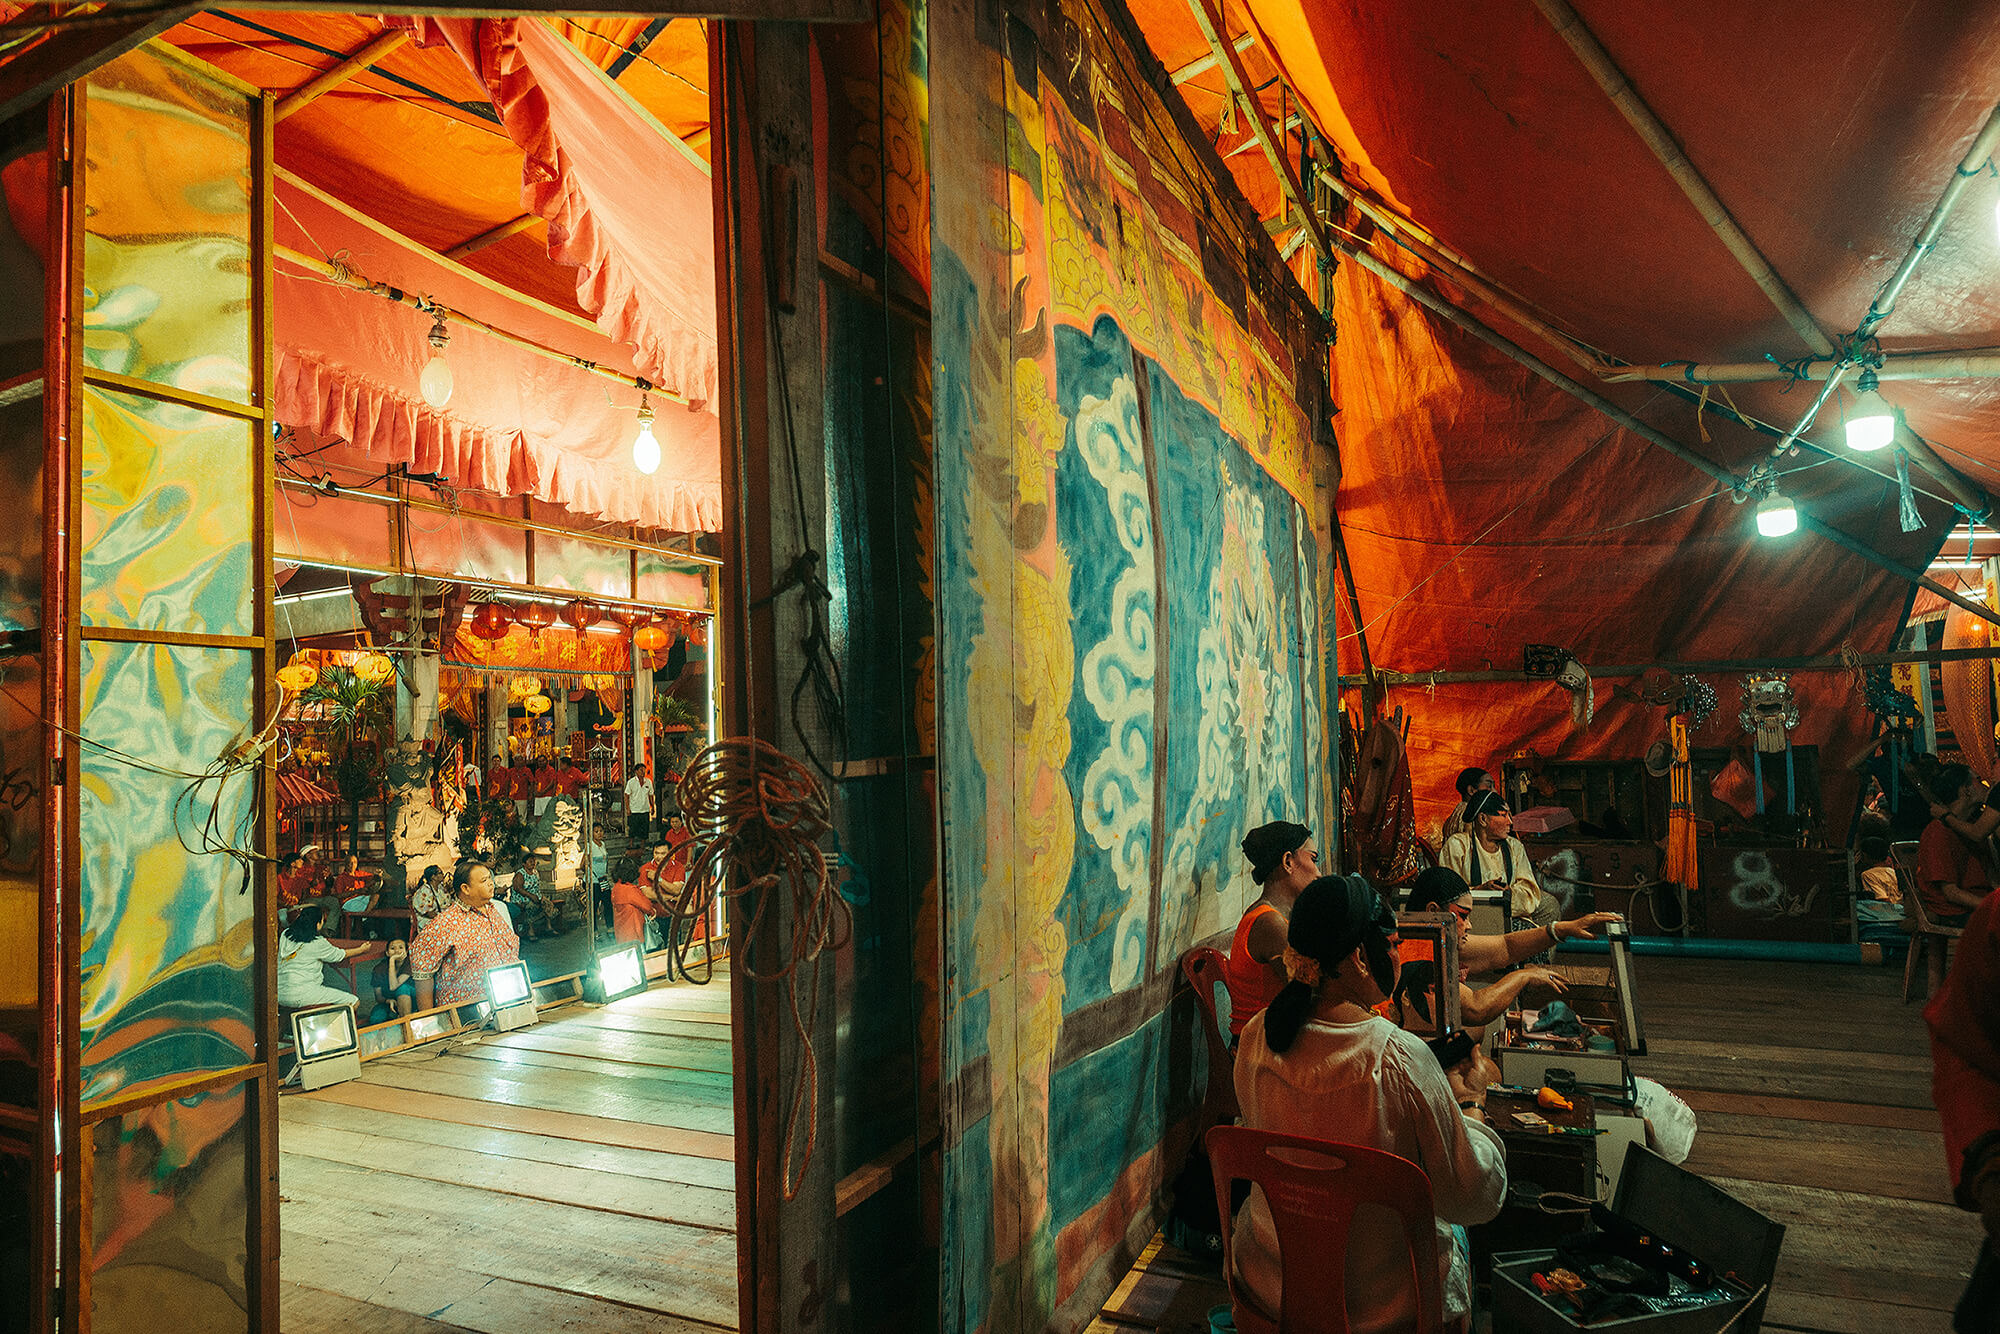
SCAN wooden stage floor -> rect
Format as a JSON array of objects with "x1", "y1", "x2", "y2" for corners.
[
  {"x1": 277, "y1": 968, "x2": 738, "y2": 1333},
  {"x1": 1091, "y1": 954, "x2": 1988, "y2": 1334}
]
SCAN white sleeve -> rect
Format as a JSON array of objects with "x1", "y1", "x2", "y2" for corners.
[
  {"x1": 308, "y1": 937, "x2": 346, "y2": 964},
  {"x1": 1439, "y1": 835, "x2": 1470, "y2": 883},
  {"x1": 1384, "y1": 1034, "x2": 1507, "y2": 1225}
]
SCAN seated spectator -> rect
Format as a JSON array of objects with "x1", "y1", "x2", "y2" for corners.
[
  {"x1": 410, "y1": 861, "x2": 520, "y2": 1012},
  {"x1": 512, "y1": 852, "x2": 552, "y2": 940},
  {"x1": 1224, "y1": 821, "x2": 1318, "y2": 1039},
  {"x1": 1394, "y1": 867, "x2": 1570, "y2": 1031},
  {"x1": 1233, "y1": 874, "x2": 1505, "y2": 1333},
  {"x1": 1858, "y1": 835, "x2": 1902, "y2": 905},
  {"x1": 1919, "y1": 763, "x2": 1992, "y2": 928},
  {"x1": 276, "y1": 852, "x2": 318, "y2": 910},
  {"x1": 276, "y1": 905, "x2": 371, "y2": 1011},
  {"x1": 370, "y1": 940, "x2": 415, "y2": 1022}
]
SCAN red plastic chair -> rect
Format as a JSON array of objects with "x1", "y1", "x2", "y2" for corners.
[
  {"x1": 1206, "y1": 1125, "x2": 1444, "y2": 1334},
  {"x1": 1180, "y1": 946, "x2": 1240, "y2": 1130}
]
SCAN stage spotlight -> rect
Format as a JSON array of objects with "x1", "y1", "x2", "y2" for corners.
[
  {"x1": 484, "y1": 961, "x2": 540, "y2": 1032},
  {"x1": 595, "y1": 941, "x2": 649, "y2": 1003},
  {"x1": 290, "y1": 1004, "x2": 361, "y2": 1090}
]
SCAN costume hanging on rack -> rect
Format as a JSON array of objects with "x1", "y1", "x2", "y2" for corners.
[{"x1": 1665, "y1": 716, "x2": 1698, "y2": 891}]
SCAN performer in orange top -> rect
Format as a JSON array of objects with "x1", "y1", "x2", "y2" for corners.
[{"x1": 1223, "y1": 821, "x2": 1319, "y2": 1038}]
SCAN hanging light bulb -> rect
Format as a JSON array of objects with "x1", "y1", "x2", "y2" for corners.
[
  {"x1": 632, "y1": 391, "x2": 661, "y2": 475},
  {"x1": 1756, "y1": 491, "x2": 1798, "y2": 538},
  {"x1": 420, "y1": 312, "x2": 454, "y2": 410},
  {"x1": 1844, "y1": 367, "x2": 1895, "y2": 452}
]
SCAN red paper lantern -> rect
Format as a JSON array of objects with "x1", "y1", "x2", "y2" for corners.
[
  {"x1": 516, "y1": 602, "x2": 556, "y2": 641},
  {"x1": 469, "y1": 603, "x2": 514, "y2": 641},
  {"x1": 561, "y1": 598, "x2": 603, "y2": 638},
  {"x1": 633, "y1": 623, "x2": 669, "y2": 652},
  {"x1": 608, "y1": 607, "x2": 652, "y2": 630}
]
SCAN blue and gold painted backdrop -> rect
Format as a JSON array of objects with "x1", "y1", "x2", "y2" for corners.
[{"x1": 928, "y1": 0, "x2": 1333, "y2": 1325}]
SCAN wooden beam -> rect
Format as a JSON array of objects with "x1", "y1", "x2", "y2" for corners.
[
  {"x1": 443, "y1": 212, "x2": 540, "y2": 260},
  {"x1": 1356, "y1": 643, "x2": 2000, "y2": 688},
  {"x1": 0, "y1": 4, "x2": 201, "y2": 124},
  {"x1": 1223, "y1": 112, "x2": 1299, "y2": 158},
  {"x1": 274, "y1": 28, "x2": 410, "y2": 120},
  {"x1": 1181, "y1": 0, "x2": 1330, "y2": 269},
  {"x1": 1169, "y1": 30, "x2": 1253, "y2": 84},
  {"x1": 1530, "y1": 0, "x2": 1832, "y2": 358}
]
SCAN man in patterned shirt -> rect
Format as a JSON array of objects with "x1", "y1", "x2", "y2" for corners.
[{"x1": 410, "y1": 861, "x2": 521, "y2": 1011}]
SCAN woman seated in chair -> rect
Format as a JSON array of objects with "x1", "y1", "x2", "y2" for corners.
[
  {"x1": 1918, "y1": 762, "x2": 1993, "y2": 928},
  {"x1": 1223, "y1": 822, "x2": 1320, "y2": 1040},
  {"x1": 1234, "y1": 874, "x2": 1506, "y2": 1333}
]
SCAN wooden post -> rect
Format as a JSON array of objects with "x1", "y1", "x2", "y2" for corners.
[{"x1": 712, "y1": 20, "x2": 838, "y2": 1334}]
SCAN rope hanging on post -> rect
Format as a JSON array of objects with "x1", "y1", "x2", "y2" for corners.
[{"x1": 670, "y1": 737, "x2": 851, "y2": 1200}]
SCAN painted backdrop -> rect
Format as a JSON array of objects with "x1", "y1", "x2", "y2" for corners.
[{"x1": 927, "y1": 0, "x2": 1335, "y2": 1326}]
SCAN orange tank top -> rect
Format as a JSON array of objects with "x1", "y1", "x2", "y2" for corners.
[{"x1": 1224, "y1": 902, "x2": 1285, "y2": 1036}]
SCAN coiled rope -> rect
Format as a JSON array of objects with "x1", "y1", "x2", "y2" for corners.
[{"x1": 670, "y1": 738, "x2": 851, "y2": 1200}]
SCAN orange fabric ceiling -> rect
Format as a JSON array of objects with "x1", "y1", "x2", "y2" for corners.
[{"x1": 1122, "y1": 0, "x2": 2000, "y2": 830}]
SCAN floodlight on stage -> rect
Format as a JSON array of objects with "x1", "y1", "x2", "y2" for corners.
[
  {"x1": 290, "y1": 1004, "x2": 361, "y2": 1091},
  {"x1": 1844, "y1": 369, "x2": 1895, "y2": 453},
  {"x1": 596, "y1": 942, "x2": 649, "y2": 1003},
  {"x1": 1755, "y1": 492, "x2": 1798, "y2": 538},
  {"x1": 484, "y1": 961, "x2": 540, "y2": 1031}
]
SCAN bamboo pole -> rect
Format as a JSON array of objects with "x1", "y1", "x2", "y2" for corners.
[
  {"x1": 1169, "y1": 31, "x2": 1254, "y2": 84},
  {"x1": 275, "y1": 29, "x2": 409, "y2": 120},
  {"x1": 1181, "y1": 0, "x2": 1331, "y2": 270},
  {"x1": 1531, "y1": 0, "x2": 1832, "y2": 357},
  {"x1": 1603, "y1": 347, "x2": 2000, "y2": 385},
  {"x1": 275, "y1": 244, "x2": 688, "y2": 404},
  {"x1": 444, "y1": 213, "x2": 539, "y2": 260},
  {"x1": 1349, "y1": 643, "x2": 2000, "y2": 688},
  {"x1": 1328, "y1": 234, "x2": 2000, "y2": 631},
  {"x1": 1768, "y1": 100, "x2": 2000, "y2": 457}
]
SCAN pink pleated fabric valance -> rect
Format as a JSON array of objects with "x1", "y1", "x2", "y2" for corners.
[{"x1": 273, "y1": 177, "x2": 722, "y2": 533}]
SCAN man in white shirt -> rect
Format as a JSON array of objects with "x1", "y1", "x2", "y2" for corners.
[{"x1": 624, "y1": 766, "x2": 653, "y2": 842}]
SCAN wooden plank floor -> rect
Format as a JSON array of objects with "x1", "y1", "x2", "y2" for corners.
[
  {"x1": 278, "y1": 969, "x2": 738, "y2": 1333},
  {"x1": 1090, "y1": 955, "x2": 1988, "y2": 1334}
]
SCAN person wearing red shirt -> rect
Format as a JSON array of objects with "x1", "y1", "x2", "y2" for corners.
[
  {"x1": 1927, "y1": 888, "x2": 2000, "y2": 1311},
  {"x1": 1918, "y1": 764, "x2": 1992, "y2": 928},
  {"x1": 557, "y1": 761, "x2": 587, "y2": 797},
  {"x1": 608, "y1": 856, "x2": 666, "y2": 945}
]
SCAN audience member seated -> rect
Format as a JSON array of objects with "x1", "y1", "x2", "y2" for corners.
[
  {"x1": 276, "y1": 905, "x2": 371, "y2": 1011},
  {"x1": 1233, "y1": 874, "x2": 1505, "y2": 1333},
  {"x1": 276, "y1": 852, "x2": 322, "y2": 912},
  {"x1": 1437, "y1": 766, "x2": 1495, "y2": 847},
  {"x1": 369, "y1": 940, "x2": 415, "y2": 1023},
  {"x1": 1440, "y1": 790, "x2": 1561, "y2": 945},
  {"x1": 1393, "y1": 867, "x2": 1570, "y2": 1031},
  {"x1": 1919, "y1": 763, "x2": 1992, "y2": 928},
  {"x1": 410, "y1": 861, "x2": 522, "y2": 1012},
  {"x1": 1224, "y1": 821, "x2": 1319, "y2": 1039}
]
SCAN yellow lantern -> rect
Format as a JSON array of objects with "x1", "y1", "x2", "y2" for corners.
[
  {"x1": 353, "y1": 652, "x2": 394, "y2": 684},
  {"x1": 509, "y1": 674, "x2": 544, "y2": 701},
  {"x1": 525, "y1": 693, "x2": 552, "y2": 715},
  {"x1": 275, "y1": 661, "x2": 318, "y2": 693}
]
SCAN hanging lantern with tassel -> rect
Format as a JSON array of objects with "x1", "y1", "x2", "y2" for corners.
[
  {"x1": 353, "y1": 652, "x2": 394, "y2": 685},
  {"x1": 469, "y1": 602, "x2": 514, "y2": 641},
  {"x1": 516, "y1": 601, "x2": 556, "y2": 641},
  {"x1": 561, "y1": 598, "x2": 603, "y2": 641},
  {"x1": 275, "y1": 658, "x2": 318, "y2": 693},
  {"x1": 633, "y1": 622, "x2": 668, "y2": 653},
  {"x1": 608, "y1": 606, "x2": 652, "y2": 630},
  {"x1": 525, "y1": 693, "x2": 552, "y2": 715}
]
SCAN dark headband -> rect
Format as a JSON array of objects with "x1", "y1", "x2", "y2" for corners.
[{"x1": 1465, "y1": 789, "x2": 1507, "y2": 822}]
